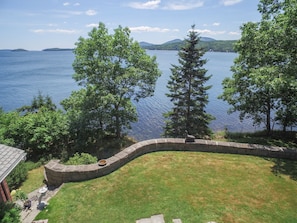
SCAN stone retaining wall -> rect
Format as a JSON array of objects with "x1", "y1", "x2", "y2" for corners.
[{"x1": 44, "y1": 138, "x2": 297, "y2": 186}]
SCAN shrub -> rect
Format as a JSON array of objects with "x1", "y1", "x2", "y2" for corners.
[
  {"x1": 15, "y1": 190, "x2": 27, "y2": 201},
  {"x1": 65, "y1": 153, "x2": 97, "y2": 165},
  {"x1": 24, "y1": 160, "x2": 44, "y2": 171},
  {"x1": 0, "y1": 202, "x2": 21, "y2": 223},
  {"x1": 6, "y1": 161, "x2": 28, "y2": 190}
]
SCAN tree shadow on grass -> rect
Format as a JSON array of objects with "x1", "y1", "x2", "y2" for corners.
[
  {"x1": 270, "y1": 158, "x2": 297, "y2": 181},
  {"x1": 223, "y1": 130, "x2": 297, "y2": 148}
]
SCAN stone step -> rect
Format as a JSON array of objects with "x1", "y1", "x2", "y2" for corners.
[
  {"x1": 151, "y1": 214, "x2": 165, "y2": 223},
  {"x1": 136, "y1": 218, "x2": 153, "y2": 223},
  {"x1": 136, "y1": 214, "x2": 165, "y2": 223},
  {"x1": 172, "y1": 219, "x2": 182, "y2": 223}
]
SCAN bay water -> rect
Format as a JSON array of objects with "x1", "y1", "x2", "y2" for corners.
[{"x1": 0, "y1": 50, "x2": 259, "y2": 141}]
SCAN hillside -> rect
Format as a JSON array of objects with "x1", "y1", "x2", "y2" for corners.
[{"x1": 141, "y1": 38, "x2": 237, "y2": 52}]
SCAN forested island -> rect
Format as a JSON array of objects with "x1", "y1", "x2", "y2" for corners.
[
  {"x1": 42, "y1": 48, "x2": 73, "y2": 51},
  {"x1": 11, "y1": 48, "x2": 28, "y2": 52},
  {"x1": 140, "y1": 38, "x2": 236, "y2": 52}
]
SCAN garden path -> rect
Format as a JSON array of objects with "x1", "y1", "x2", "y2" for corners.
[{"x1": 19, "y1": 185, "x2": 61, "y2": 223}]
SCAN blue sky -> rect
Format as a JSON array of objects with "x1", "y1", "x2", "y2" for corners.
[{"x1": 0, "y1": 0, "x2": 261, "y2": 50}]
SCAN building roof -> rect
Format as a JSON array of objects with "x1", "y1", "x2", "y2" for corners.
[{"x1": 0, "y1": 144, "x2": 26, "y2": 183}]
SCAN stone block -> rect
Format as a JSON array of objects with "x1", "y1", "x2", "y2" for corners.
[{"x1": 151, "y1": 214, "x2": 165, "y2": 223}]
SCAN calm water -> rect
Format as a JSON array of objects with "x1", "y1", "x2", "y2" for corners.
[{"x1": 0, "y1": 50, "x2": 260, "y2": 140}]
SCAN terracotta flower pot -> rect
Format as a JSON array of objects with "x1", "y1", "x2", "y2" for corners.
[{"x1": 98, "y1": 159, "x2": 107, "y2": 166}]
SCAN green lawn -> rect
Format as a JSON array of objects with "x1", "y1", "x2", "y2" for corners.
[
  {"x1": 35, "y1": 152, "x2": 297, "y2": 223},
  {"x1": 19, "y1": 166, "x2": 45, "y2": 194}
]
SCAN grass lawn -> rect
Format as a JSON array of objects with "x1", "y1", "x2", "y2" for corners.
[
  {"x1": 35, "y1": 152, "x2": 297, "y2": 223},
  {"x1": 20, "y1": 166, "x2": 45, "y2": 195}
]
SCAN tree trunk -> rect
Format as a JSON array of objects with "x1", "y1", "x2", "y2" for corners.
[
  {"x1": 266, "y1": 98, "x2": 271, "y2": 135},
  {"x1": 186, "y1": 76, "x2": 192, "y2": 131},
  {"x1": 115, "y1": 104, "x2": 121, "y2": 139}
]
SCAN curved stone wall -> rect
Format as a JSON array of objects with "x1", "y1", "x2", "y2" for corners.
[{"x1": 44, "y1": 138, "x2": 297, "y2": 186}]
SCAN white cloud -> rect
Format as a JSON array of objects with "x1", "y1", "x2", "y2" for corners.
[
  {"x1": 202, "y1": 23, "x2": 220, "y2": 27},
  {"x1": 48, "y1": 23, "x2": 58, "y2": 27},
  {"x1": 193, "y1": 29, "x2": 226, "y2": 35},
  {"x1": 129, "y1": 0, "x2": 161, "y2": 9},
  {"x1": 86, "y1": 23, "x2": 98, "y2": 28},
  {"x1": 32, "y1": 29, "x2": 78, "y2": 34},
  {"x1": 71, "y1": 11, "x2": 83, "y2": 15},
  {"x1": 228, "y1": 31, "x2": 240, "y2": 36},
  {"x1": 164, "y1": 1, "x2": 204, "y2": 10},
  {"x1": 64, "y1": 2, "x2": 81, "y2": 7},
  {"x1": 221, "y1": 0, "x2": 242, "y2": 6},
  {"x1": 52, "y1": 10, "x2": 83, "y2": 18},
  {"x1": 129, "y1": 26, "x2": 178, "y2": 33},
  {"x1": 85, "y1": 9, "x2": 97, "y2": 16},
  {"x1": 128, "y1": 0, "x2": 204, "y2": 10}
]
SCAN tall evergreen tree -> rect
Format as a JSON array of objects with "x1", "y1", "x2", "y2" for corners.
[{"x1": 163, "y1": 25, "x2": 214, "y2": 138}]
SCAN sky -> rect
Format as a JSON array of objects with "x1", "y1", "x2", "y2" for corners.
[{"x1": 0, "y1": 0, "x2": 261, "y2": 50}]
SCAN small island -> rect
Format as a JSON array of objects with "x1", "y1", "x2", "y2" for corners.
[
  {"x1": 11, "y1": 48, "x2": 28, "y2": 52},
  {"x1": 42, "y1": 48, "x2": 73, "y2": 51}
]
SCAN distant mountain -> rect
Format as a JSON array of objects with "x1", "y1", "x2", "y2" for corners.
[
  {"x1": 162, "y1": 39, "x2": 183, "y2": 44},
  {"x1": 200, "y1": 37, "x2": 216, "y2": 42},
  {"x1": 139, "y1": 42, "x2": 154, "y2": 47},
  {"x1": 42, "y1": 48, "x2": 73, "y2": 51},
  {"x1": 140, "y1": 38, "x2": 236, "y2": 52}
]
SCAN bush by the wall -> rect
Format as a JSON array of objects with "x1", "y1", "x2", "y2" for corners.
[{"x1": 65, "y1": 152, "x2": 97, "y2": 165}]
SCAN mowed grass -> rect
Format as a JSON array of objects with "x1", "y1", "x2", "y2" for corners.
[
  {"x1": 20, "y1": 166, "x2": 45, "y2": 194},
  {"x1": 35, "y1": 152, "x2": 297, "y2": 223}
]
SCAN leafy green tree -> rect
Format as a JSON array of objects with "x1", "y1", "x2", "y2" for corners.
[
  {"x1": 62, "y1": 22, "x2": 161, "y2": 144},
  {"x1": 163, "y1": 25, "x2": 214, "y2": 138},
  {"x1": 219, "y1": 21, "x2": 279, "y2": 132},
  {"x1": 9, "y1": 108, "x2": 69, "y2": 159},
  {"x1": 0, "y1": 108, "x2": 18, "y2": 145},
  {"x1": 270, "y1": 0, "x2": 297, "y2": 131},
  {"x1": 219, "y1": 0, "x2": 297, "y2": 133},
  {"x1": 1, "y1": 93, "x2": 69, "y2": 159}
]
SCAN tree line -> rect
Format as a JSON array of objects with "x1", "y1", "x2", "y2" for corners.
[
  {"x1": 1, "y1": 0, "x2": 297, "y2": 162},
  {"x1": 142, "y1": 39, "x2": 236, "y2": 52}
]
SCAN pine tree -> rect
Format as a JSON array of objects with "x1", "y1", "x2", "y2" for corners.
[{"x1": 164, "y1": 25, "x2": 214, "y2": 138}]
